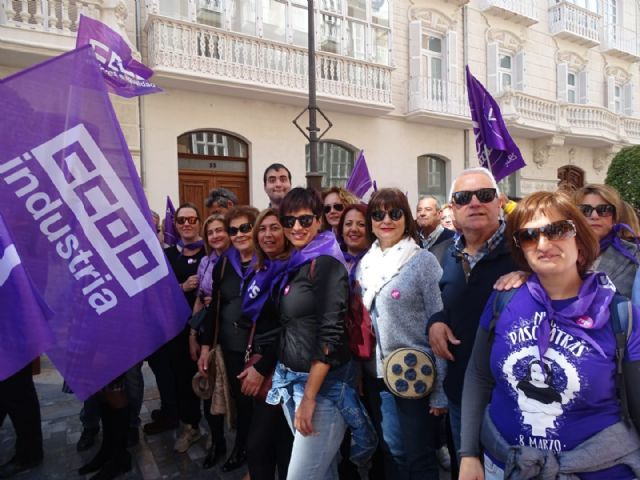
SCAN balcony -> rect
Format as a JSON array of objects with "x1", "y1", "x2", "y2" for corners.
[
  {"x1": 623, "y1": 118, "x2": 640, "y2": 143},
  {"x1": 601, "y1": 24, "x2": 640, "y2": 61},
  {"x1": 406, "y1": 76, "x2": 470, "y2": 127},
  {"x1": 144, "y1": 15, "x2": 393, "y2": 112},
  {"x1": 478, "y1": 0, "x2": 538, "y2": 26},
  {"x1": 548, "y1": 1, "x2": 600, "y2": 47}
]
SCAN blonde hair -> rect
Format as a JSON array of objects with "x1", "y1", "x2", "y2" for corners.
[{"x1": 201, "y1": 214, "x2": 227, "y2": 255}]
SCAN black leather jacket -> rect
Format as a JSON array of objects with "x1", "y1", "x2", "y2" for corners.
[{"x1": 278, "y1": 255, "x2": 351, "y2": 372}]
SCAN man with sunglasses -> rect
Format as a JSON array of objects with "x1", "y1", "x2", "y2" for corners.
[
  {"x1": 416, "y1": 195, "x2": 455, "y2": 266},
  {"x1": 427, "y1": 167, "x2": 518, "y2": 469}
]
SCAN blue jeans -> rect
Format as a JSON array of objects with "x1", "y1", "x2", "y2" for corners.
[
  {"x1": 364, "y1": 376, "x2": 439, "y2": 480},
  {"x1": 448, "y1": 400, "x2": 461, "y2": 463}
]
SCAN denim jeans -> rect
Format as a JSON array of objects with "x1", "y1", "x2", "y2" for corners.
[
  {"x1": 484, "y1": 454, "x2": 504, "y2": 480},
  {"x1": 364, "y1": 376, "x2": 439, "y2": 480},
  {"x1": 448, "y1": 400, "x2": 462, "y2": 463}
]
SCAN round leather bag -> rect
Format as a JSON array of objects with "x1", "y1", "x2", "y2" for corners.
[{"x1": 382, "y1": 348, "x2": 436, "y2": 399}]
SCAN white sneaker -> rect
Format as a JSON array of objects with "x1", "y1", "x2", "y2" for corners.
[{"x1": 174, "y1": 425, "x2": 201, "y2": 453}]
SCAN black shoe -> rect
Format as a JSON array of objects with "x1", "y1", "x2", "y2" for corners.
[
  {"x1": 202, "y1": 444, "x2": 227, "y2": 470},
  {"x1": 88, "y1": 452, "x2": 131, "y2": 480},
  {"x1": 143, "y1": 416, "x2": 178, "y2": 435},
  {"x1": 150, "y1": 409, "x2": 163, "y2": 421},
  {"x1": 78, "y1": 449, "x2": 110, "y2": 475},
  {"x1": 0, "y1": 457, "x2": 42, "y2": 479},
  {"x1": 127, "y1": 427, "x2": 139, "y2": 448},
  {"x1": 221, "y1": 447, "x2": 246, "y2": 472},
  {"x1": 77, "y1": 426, "x2": 100, "y2": 452}
]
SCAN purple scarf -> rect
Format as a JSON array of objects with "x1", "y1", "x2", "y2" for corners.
[
  {"x1": 343, "y1": 249, "x2": 367, "y2": 286},
  {"x1": 526, "y1": 272, "x2": 616, "y2": 359},
  {"x1": 279, "y1": 231, "x2": 347, "y2": 294},
  {"x1": 225, "y1": 247, "x2": 256, "y2": 292},
  {"x1": 177, "y1": 238, "x2": 205, "y2": 257},
  {"x1": 599, "y1": 223, "x2": 640, "y2": 265},
  {"x1": 242, "y1": 258, "x2": 289, "y2": 325}
]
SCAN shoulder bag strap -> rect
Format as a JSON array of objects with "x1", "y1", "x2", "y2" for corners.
[{"x1": 212, "y1": 256, "x2": 227, "y2": 347}]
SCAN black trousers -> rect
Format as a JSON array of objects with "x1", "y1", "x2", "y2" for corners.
[
  {"x1": 0, "y1": 364, "x2": 43, "y2": 463},
  {"x1": 173, "y1": 328, "x2": 201, "y2": 427},
  {"x1": 222, "y1": 350, "x2": 253, "y2": 449},
  {"x1": 247, "y1": 399, "x2": 293, "y2": 480}
]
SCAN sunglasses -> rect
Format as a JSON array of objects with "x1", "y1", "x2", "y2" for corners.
[
  {"x1": 371, "y1": 208, "x2": 404, "y2": 222},
  {"x1": 513, "y1": 220, "x2": 577, "y2": 248},
  {"x1": 578, "y1": 204, "x2": 615, "y2": 218},
  {"x1": 452, "y1": 188, "x2": 497, "y2": 206},
  {"x1": 281, "y1": 214, "x2": 316, "y2": 229},
  {"x1": 324, "y1": 203, "x2": 345, "y2": 214},
  {"x1": 176, "y1": 216, "x2": 199, "y2": 225},
  {"x1": 228, "y1": 223, "x2": 253, "y2": 236}
]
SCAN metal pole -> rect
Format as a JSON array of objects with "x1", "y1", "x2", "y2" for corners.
[{"x1": 305, "y1": 0, "x2": 323, "y2": 191}]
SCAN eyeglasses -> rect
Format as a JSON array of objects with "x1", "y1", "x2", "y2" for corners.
[
  {"x1": 228, "y1": 223, "x2": 253, "y2": 236},
  {"x1": 452, "y1": 188, "x2": 497, "y2": 206},
  {"x1": 324, "y1": 203, "x2": 345, "y2": 214},
  {"x1": 281, "y1": 215, "x2": 316, "y2": 229},
  {"x1": 176, "y1": 216, "x2": 199, "y2": 225},
  {"x1": 513, "y1": 220, "x2": 577, "y2": 248},
  {"x1": 578, "y1": 204, "x2": 615, "y2": 218},
  {"x1": 371, "y1": 208, "x2": 404, "y2": 222}
]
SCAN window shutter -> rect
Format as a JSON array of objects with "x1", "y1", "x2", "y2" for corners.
[
  {"x1": 557, "y1": 63, "x2": 568, "y2": 102},
  {"x1": 606, "y1": 75, "x2": 615, "y2": 111},
  {"x1": 514, "y1": 50, "x2": 525, "y2": 91},
  {"x1": 446, "y1": 30, "x2": 458, "y2": 86},
  {"x1": 409, "y1": 20, "x2": 423, "y2": 80},
  {"x1": 623, "y1": 83, "x2": 634, "y2": 116},
  {"x1": 578, "y1": 70, "x2": 588, "y2": 104},
  {"x1": 487, "y1": 42, "x2": 499, "y2": 95}
]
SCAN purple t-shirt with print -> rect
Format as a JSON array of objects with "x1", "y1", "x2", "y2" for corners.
[
  {"x1": 480, "y1": 286, "x2": 640, "y2": 480},
  {"x1": 196, "y1": 252, "x2": 219, "y2": 298}
]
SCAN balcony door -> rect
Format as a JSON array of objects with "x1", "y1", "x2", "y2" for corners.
[
  {"x1": 177, "y1": 131, "x2": 249, "y2": 216},
  {"x1": 421, "y1": 34, "x2": 444, "y2": 104}
]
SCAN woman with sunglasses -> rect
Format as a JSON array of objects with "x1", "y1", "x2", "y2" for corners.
[
  {"x1": 146, "y1": 203, "x2": 205, "y2": 447},
  {"x1": 266, "y1": 187, "x2": 377, "y2": 480},
  {"x1": 198, "y1": 206, "x2": 259, "y2": 472},
  {"x1": 356, "y1": 188, "x2": 446, "y2": 479},
  {"x1": 322, "y1": 187, "x2": 359, "y2": 234},
  {"x1": 187, "y1": 213, "x2": 230, "y2": 469},
  {"x1": 459, "y1": 191, "x2": 640, "y2": 480},
  {"x1": 240, "y1": 208, "x2": 294, "y2": 480}
]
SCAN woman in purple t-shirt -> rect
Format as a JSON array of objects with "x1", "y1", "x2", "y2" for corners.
[{"x1": 459, "y1": 191, "x2": 640, "y2": 480}]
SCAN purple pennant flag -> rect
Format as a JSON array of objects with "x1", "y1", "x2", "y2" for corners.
[
  {"x1": 0, "y1": 212, "x2": 55, "y2": 381},
  {"x1": 465, "y1": 65, "x2": 526, "y2": 182},
  {"x1": 163, "y1": 196, "x2": 178, "y2": 247},
  {"x1": 76, "y1": 15, "x2": 162, "y2": 98},
  {"x1": 0, "y1": 46, "x2": 190, "y2": 399},
  {"x1": 345, "y1": 151, "x2": 375, "y2": 200}
]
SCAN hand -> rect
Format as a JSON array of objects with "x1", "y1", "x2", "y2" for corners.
[
  {"x1": 197, "y1": 346, "x2": 210, "y2": 377},
  {"x1": 189, "y1": 334, "x2": 201, "y2": 362},
  {"x1": 203, "y1": 296, "x2": 212, "y2": 307},
  {"x1": 237, "y1": 366, "x2": 264, "y2": 397},
  {"x1": 294, "y1": 395, "x2": 317, "y2": 436},
  {"x1": 429, "y1": 406, "x2": 448, "y2": 416},
  {"x1": 182, "y1": 275, "x2": 199, "y2": 292},
  {"x1": 428, "y1": 323, "x2": 460, "y2": 361},
  {"x1": 459, "y1": 456, "x2": 484, "y2": 480},
  {"x1": 493, "y1": 271, "x2": 528, "y2": 291}
]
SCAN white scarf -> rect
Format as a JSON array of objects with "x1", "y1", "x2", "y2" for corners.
[{"x1": 356, "y1": 237, "x2": 420, "y2": 310}]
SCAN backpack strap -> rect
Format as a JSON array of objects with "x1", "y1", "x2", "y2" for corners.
[
  {"x1": 488, "y1": 288, "x2": 519, "y2": 343},
  {"x1": 610, "y1": 294, "x2": 633, "y2": 425}
]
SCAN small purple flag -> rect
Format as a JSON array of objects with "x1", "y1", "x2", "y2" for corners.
[
  {"x1": 163, "y1": 196, "x2": 178, "y2": 247},
  {"x1": 0, "y1": 46, "x2": 190, "y2": 399},
  {"x1": 0, "y1": 212, "x2": 55, "y2": 381},
  {"x1": 345, "y1": 151, "x2": 375, "y2": 201},
  {"x1": 466, "y1": 65, "x2": 526, "y2": 182},
  {"x1": 76, "y1": 15, "x2": 162, "y2": 98}
]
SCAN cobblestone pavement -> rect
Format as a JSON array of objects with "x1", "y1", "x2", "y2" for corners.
[{"x1": 0, "y1": 357, "x2": 247, "y2": 480}]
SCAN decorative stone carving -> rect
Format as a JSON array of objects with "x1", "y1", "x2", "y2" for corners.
[
  {"x1": 568, "y1": 148, "x2": 576, "y2": 165},
  {"x1": 556, "y1": 51, "x2": 587, "y2": 71},
  {"x1": 487, "y1": 28, "x2": 525, "y2": 52},
  {"x1": 532, "y1": 135, "x2": 564, "y2": 168},
  {"x1": 604, "y1": 65, "x2": 631, "y2": 84},
  {"x1": 408, "y1": 7, "x2": 456, "y2": 33},
  {"x1": 593, "y1": 145, "x2": 622, "y2": 173}
]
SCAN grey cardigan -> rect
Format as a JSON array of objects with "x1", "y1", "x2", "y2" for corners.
[
  {"x1": 360, "y1": 249, "x2": 447, "y2": 407},
  {"x1": 595, "y1": 239, "x2": 640, "y2": 298}
]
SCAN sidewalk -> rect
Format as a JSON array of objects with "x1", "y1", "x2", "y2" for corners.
[{"x1": 0, "y1": 357, "x2": 246, "y2": 479}]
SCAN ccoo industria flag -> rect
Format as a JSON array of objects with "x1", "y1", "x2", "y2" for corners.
[
  {"x1": 0, "y1": 46, "x2": 190, "y2": 399},
  {"x1": 465, "y1": 65, "x2": 525, "y2": 182},
  {"x1": 76, "y1": 14, "x2": 162, "y2": 98}
]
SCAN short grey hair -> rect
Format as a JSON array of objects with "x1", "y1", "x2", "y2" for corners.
[
  {"x1": 417, "y1": 195, "x2": 441, "y2": 210},
  {"x1": 448, "y1": 167, "x2": 500, "y2": 202}
]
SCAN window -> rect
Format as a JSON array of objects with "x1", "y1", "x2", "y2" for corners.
[
  {"x1": 614, "y1": 84, "x2": 622, "y2": 114},
  {"x1": 499, "y1": 53, "x2": 512, "y2": 90},
  {"x1": 417, "y1": 155, "x2": 447, "y2": 204},
  {"x1": 179, "y1": 131, "x2": 248, "y2": 157},
  {"x1": 567, "y1": 71, "x2": 577, "y2": 103},
  {"x1": 498, "y1": 173, "x2": 518, "y2": 199},
  {"x1": 305, "y1": 142, "x2": 356, "y2": 187},
  {"x1": 422, "y1": 34, "x2": 443, "y2": 80}
]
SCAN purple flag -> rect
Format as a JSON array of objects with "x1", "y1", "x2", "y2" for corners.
[
  {"x1": 163, "y1": 196, "x2": 178, "y2": 247},
  {"x1": 0, "y1": 46, "x2": 190, "y2": 399},
  {"x1": 345, "y1": 151, "x2": 375, "y2": 200},
  {"x1": 465, "y1": 66, "x2": 526, "y2": 182},
  {"x1": 76, "y1": 15, "x2": 162, "y2": 98},
  {"x1": 0, "y1": 212, "x2": 55, "y2": 381}
]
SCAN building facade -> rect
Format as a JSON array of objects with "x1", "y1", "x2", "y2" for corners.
[{"x1": 1, "y1": 0, "x2": 639, "y2": 212}]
